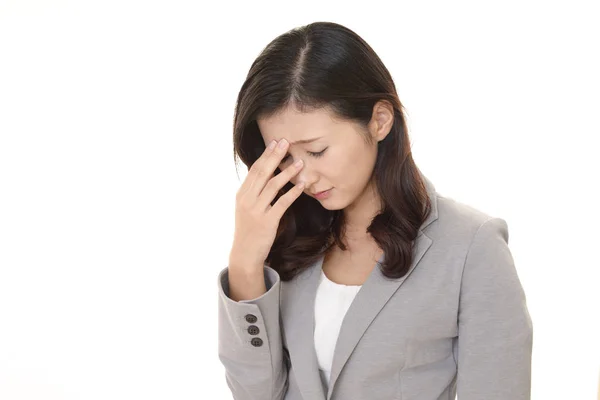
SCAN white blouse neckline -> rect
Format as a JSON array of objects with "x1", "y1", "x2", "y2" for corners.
[{"x1": 320, "y1": 269, "x2": 363, "y2": 288}]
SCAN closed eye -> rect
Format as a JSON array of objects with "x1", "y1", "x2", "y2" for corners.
[{"x1": 281, "y1": 148, "x2": 327, "y2": 163}]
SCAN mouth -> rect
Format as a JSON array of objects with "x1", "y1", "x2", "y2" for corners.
[{"x1": 312, "y1": 188, "x2": 333, "y2": 199}]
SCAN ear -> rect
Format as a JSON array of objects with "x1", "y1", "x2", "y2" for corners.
[{"x1": 368, "y1": 100, "x2": 395, "y2": 142}]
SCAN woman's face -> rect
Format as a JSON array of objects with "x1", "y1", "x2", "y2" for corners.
[{"x1": 257, "y1": 105, "x2": 388, "y2": 211}]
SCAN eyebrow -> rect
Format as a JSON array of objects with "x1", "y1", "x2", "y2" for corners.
[{"x1": 283, "y1": 137, "x2": 322, "y2": 145}]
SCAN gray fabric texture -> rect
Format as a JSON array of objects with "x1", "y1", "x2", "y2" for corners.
[{"x1": 217, "y1": 174, "x2": 533, "y2": 399}]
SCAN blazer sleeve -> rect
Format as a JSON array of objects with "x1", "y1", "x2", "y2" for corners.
[
  {"x1": 455, "y1": 217, "x2": 534, "y2": 399},
  {"x1": 217, "y1": 265, "x2": 289, "y2": 400}
]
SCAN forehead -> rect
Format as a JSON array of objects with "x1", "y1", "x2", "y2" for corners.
[{"x1": 256, "y1": 106, "x2": 343, "y2": 144}]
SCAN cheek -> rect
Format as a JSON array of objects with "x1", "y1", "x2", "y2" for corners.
[
  {"x1": 332, "y1": 150, "x2": 357, "y2": 173},
  {"x1": 337, "y1": 150, "x2": 372, "y2": 186}
]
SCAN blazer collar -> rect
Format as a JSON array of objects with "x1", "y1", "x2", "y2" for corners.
[{"x1": 282, "y1": 172, "x2": 439, "y2": 400}]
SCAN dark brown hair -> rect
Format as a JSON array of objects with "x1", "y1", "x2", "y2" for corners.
[{"x1": 232, "y1": 21, "x2": 431, "y2": 282}]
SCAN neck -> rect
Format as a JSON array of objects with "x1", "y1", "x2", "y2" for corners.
[{"x1": 343, "y1": 181, "x2": 383, "y2": 241}]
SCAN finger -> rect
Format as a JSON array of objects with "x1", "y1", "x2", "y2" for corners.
[
  {"x1": 238, "y1": 139, "x2": 278, "y2": 197},
  {"x1": 257, "y1": 158, "x2": 304, "y2": 211},
  {"x1": 268, "y1": 180, "x2": 306, "y2": 221},
  {"x1": 248, "y1": 139, "x2": 289, "y2": 199}
]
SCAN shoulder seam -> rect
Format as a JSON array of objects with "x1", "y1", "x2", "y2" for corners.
[
  {"x1": 457, "y1": 216, "x2": 497, "y2": 299},
  {"x1": 461, "y1": 216, "x2": 496, "y2": 271}
]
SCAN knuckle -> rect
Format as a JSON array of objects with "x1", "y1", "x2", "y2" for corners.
[
  {"x1": 255, "y1": 168, "x2": 267, "y2": 180},
  {"x1": 264, "y1": 178, "x2": 278, "y2": 192},
  {"x1": 287, "y1": 165, "x2": 299, "y2": 176},
  {"x1": 272, "y1": 145, "x2": 284, "y2": 155}
]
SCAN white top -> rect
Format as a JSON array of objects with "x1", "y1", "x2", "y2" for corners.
[{"x1": 313, "y1": 269, "x2": 362, "y2": 389}]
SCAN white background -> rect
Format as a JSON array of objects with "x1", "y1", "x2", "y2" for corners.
[{"x1": 1, "y1": 1, "x2": 599, "y2": 399}]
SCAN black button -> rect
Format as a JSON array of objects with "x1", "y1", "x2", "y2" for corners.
[
  {"x1": 247, "y1": 325, "x2": 259, "y2": 335},
  {"x1": 245, "y1": 314, "x2": 257, "y2": 323},
  {"x1": 251, "y1": 337, "x2": 263, "y2": 347}
]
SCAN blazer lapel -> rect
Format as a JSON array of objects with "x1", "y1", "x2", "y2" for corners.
[
  {"x1": 283, "y1": 173, "x2": 439, "y2": 400},
  {"x1": 325, "y1": 231, "x2": 433, "y2": 399},
  {"x1": 283, "y1": 255, "x2": 329, "y2": 400},
  {"x1": 326, "y1": 174, "x2": 439, "y2": 399}
]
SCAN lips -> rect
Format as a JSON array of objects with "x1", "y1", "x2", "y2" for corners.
[{"x1": 312, "y1": 189, "x2": 331, "y2": 195}]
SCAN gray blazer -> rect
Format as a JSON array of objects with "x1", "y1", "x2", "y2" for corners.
[{"x1": 217, "y1": 175, "x2": 533, "y2": 399}]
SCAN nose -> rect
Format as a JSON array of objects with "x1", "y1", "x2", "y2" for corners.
[{"x1": 292, "y1": 160, "x2": 317, "y2": 191}]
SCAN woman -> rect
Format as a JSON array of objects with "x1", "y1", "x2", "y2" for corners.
[{"x1": 217, "y1": 21, "x2": 533, "y2": 400}]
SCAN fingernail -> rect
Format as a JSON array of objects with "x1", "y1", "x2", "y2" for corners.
[
  {"x1": 278, "y1": 139, "x2": 288, "y2": 148},
  {"x1": 268, "y1": 140, "x2": 277, "y2": 150}
]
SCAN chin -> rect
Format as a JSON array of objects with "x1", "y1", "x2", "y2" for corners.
[{"x1": 315, "y1": 198, "x2": 346, "y2": 211}]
